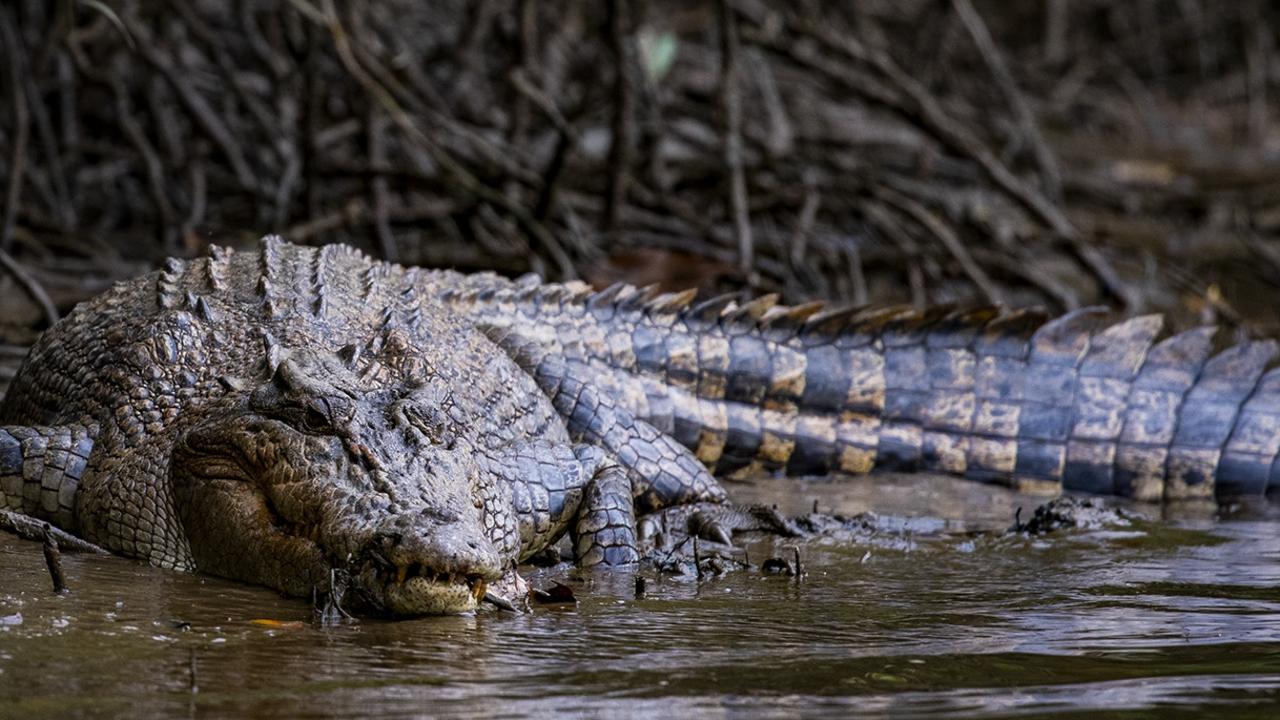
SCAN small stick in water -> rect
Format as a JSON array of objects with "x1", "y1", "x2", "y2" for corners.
[
  {"x1": 634, "y1": 575, "x2": 646, "y2": 598},
  {"x1": 793, "y1": 546, "x2": 803, "y2": 585},
  {"x1": 41, "y1": 523, "x2": 67, "y2": 594},
  {"x1": 0, "y1": 509, "x2": 108, "y2": 554},
  {"x1": 188, "y1": 648, "x2": 199, "y2": 695}
]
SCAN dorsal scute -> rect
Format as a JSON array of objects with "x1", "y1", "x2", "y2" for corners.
[
  {"x1": 201, "y1": 247, "x2": 230, "y2": 292},
  {"x1": 1193, "y1": 339, "x2": 1279, "y2": 402},
  {"x1": 758, "y1": 300, "x2": 826, "y2": 342},
  {"x1": 1144, "y1": 326, "x2": 1217, "y2": 368},
  {"x1": 617, "y1": 285, "x2": 659, "y2": 313},
  {"x1": 685, "y1": 292, "x2": 738, "y2": 325},
  {"x1": 1029, "y1": 306, "x2": 1109, "y2": 365},
  {"x1": 847, "y1": 305, "x2": 918, "y2": 346},
  {"x1": 644, "y1": 288, "x2": 698, "y2": 316},
  {"x1": 195, "y1": 295, "x2": 218, "y2": 323},
  {"x1": 1079, "y1": 315, "x2": 1164, "y2": 378},
  {"x1": 974, "y1": 307, "x2": 1051, "y2": 359},
  {"x1": 722, "y1": 294, "x2": 779, "y2": 326},
  {"x1": 586, "y1": 282, "x2": 629, "y2": 319},
  {"x1": 799, "y1": 303, "x2": 857, "y2": 332},
  {"x1": 923, "y1": 307, "x2": 1001, "y2": 349},
  {"x1": 261, "y1": 331, "x2": 284, "y2": 376},
  {"x1": 361, "y1": 262, "x2": 390, "y2": 301},
  {"x1": 156, "y1": 257, "x2": 185, "y2": 310}
]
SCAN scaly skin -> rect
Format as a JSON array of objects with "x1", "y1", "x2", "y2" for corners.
[
  {"x1": 0, "y1": 238, "x2": 729, "y2": 615},
  {"x1": 2, "y1": 237, "x2": 1275, "y2": 615},
  {"x1": 445, "y1": 274, "x2": 1280, "y2": 503}
]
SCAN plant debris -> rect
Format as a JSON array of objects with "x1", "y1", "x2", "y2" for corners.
[
  {"x1": 529, "y1": 581, "x2": 578, "y2": 605},
  {"x1": 2, "y1": 1, "x2": 1278, "y2": 372}
]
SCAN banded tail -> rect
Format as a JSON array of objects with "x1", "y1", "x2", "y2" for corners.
[
  {"x1": 1, "y1": 424, "x2": 96, "y2": 529},
  {"x1": 433, "y1": 273, "x2": 1280, "y2": 502}
]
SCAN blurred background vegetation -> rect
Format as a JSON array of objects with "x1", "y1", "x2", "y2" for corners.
[{"x1": 1, "y1": 0, "x2": 1278, "y2": 385}]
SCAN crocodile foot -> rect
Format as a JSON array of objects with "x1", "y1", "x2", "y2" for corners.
[{"x1": 637, "y1": 502, "x2": 804, "y2": 549}]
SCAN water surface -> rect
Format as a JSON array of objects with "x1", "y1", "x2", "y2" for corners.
[{"x1": 2, "y1": 475, "x2": 1279, "y2": 718}]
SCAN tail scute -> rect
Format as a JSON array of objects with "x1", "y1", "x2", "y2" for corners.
[{"x1": 446, "y1": 275, "x2": 1280, "y2": 501}]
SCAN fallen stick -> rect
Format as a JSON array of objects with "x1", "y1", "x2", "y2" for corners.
[
  {"x1": 42, "y1": 524, "x2": 67, "y2": 594},
  {"x1": 0, "y1": 509, "x2": 109, "y2": 554}
]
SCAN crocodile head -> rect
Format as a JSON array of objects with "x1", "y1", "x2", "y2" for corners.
[{"x1": 172, "y1": 347, "x2": 517, "y2": 615}]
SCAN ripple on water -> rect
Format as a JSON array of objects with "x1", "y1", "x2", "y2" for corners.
[{"x1": 1, "y1": 484, "x2": 1279, "y2": 719}]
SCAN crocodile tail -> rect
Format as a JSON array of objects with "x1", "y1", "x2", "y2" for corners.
[
  {"x1": 440, "y1": 276, "x2": 1280, "y2": 501},
  {"x1": 0, "y1": 424, "x2": 95, "y2": 529}
]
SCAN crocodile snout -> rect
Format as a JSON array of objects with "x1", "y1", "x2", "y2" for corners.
[{"x1": 364, "y1": 513, "x2": 504, "y2": 583}]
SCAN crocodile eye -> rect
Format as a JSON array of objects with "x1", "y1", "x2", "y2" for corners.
[{"x1": 301, "y1": 404, "x2": 331, "y2": 433}]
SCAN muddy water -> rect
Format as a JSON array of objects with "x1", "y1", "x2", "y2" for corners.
[{"x1": 2, "y1": 475, "x2": 1280, "y2": 719}]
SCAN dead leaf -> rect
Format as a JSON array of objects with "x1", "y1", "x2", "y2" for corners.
[
  {"x1": 250, "y1": 619, "x2": 306, "y2": 629},
  {"x1": 529, "y1": 581, "x2": 578, "y2": 605}
]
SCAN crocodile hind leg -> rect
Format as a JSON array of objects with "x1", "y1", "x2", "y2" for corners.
[
  {"x1": 0, "y1": 424, "x2": 96, "y2": 531},
  {"x1": 485, "y1": 330, "x2": 790, "y2": 557},
  {"x1": 484, "y1": 440, "x2": 786, "y2": 568},
  {"x1": 485, "y1": 328, "x2": 726, "y2": 510},
  {"x1": 637, "y1": 502, "x2": 803, "y2": 547}
]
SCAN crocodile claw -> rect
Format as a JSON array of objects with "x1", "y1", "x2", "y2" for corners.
[
  {"x1": 688, "y1": 510, "x2": 734, "y2": 545},
  {"x1": 640, "y1": 502, "x2": 806, "y2": 551}
]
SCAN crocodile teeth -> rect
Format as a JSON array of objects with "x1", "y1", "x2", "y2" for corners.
[{"x1": 384, "y1": 563, "x2": 477, "y2": 587}]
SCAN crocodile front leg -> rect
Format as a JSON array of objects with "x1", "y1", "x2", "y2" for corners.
[
  {"x1": 478, "y1": 439, "x2": 638, "y2": 568},
  {"x1": 479, "y1": 440, "x2": 594, "y2": 561},
  {"x1": 571, "y1": 461, "x2": 639, "y2": 567}
]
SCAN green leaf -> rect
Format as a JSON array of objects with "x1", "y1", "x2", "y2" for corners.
[{"x1": 639, "y1": 30, "x2": 678, "y2": 83}]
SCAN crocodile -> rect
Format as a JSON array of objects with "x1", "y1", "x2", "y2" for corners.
[{"x1": 1, "y1": 237, "x2": 1277, "y2": 614}]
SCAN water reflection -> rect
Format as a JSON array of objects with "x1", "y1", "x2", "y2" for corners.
[{"x1": 2, "y1": 475, "x2": 1279, "y2": 718}]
